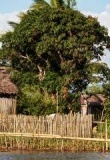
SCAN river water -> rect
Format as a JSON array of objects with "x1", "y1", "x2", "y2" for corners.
[{"x1": 0, "y1": 151, "x2": 110, "y2": 160}]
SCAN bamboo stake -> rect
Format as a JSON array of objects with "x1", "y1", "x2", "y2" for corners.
[{"x1": 105, "y1": 119, "x2": 108, "y2": 151}]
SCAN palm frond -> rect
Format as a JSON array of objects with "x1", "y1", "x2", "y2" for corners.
[
  {"x1": 65, "y1": 0, "x2": 76, "y2": 9},
  {"x1": 51, "y1": 0, "x2": 65, "y2": 8},
  {"x1": 31, "y1": 0, "x2": 50, "y2": 10},
  {"x1": 8, "y1": 21, "x2": 18, "y2": 29},
  {"x1": 18, "y1": 12, "x2": 27, "y2": 19}
]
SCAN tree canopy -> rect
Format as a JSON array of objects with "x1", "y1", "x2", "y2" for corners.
[{"x1": 0, "y1": 7, "x2": 110, "y2": 115}]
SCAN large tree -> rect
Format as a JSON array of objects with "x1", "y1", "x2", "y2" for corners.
[{"x1": 0, "y1": 7, "x2": 110, "y2": 115}]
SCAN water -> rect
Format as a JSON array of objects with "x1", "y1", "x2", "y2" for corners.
[{"x1": 0, "y1": 151, "x2": 110, "y2": 160}]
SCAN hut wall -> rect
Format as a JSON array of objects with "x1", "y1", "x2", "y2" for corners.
[{"x1": 0, "y1": 97, "x2": 16, "y2": 114}]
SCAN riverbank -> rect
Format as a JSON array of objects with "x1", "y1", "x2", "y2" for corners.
[{"x1": 0, "y1": 136, "x2": 109, "y2": 152}]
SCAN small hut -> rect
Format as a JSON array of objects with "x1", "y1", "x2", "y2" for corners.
[
  {"x1": 0, "y1": 67, "x2": 18, "y2": 114},
  {"x1": 80, "y1": 93, "x2": 105, "y2": 119}
]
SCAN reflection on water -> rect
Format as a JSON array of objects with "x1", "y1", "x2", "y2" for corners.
[{"x1": 0, "y1": 151, "x2": 110, "y2": 160}]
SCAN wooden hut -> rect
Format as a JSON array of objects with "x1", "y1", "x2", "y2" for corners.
[
  {"x1": 80, "y1": 93, "x2": 105, "y2": 120},
  {"x1": 0, "y1": 67, "x2": 18, "y2": 114}
]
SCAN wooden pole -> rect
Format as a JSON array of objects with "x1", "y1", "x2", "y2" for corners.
[
  {"x1": 56, "y1": 90, "x2": 58, "y2": 113},
  {"x1": 105, "y1": 119, "x2": 108, "y2": 151}
]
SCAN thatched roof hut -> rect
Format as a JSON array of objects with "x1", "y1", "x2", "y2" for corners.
[
  {"x1": 80, "y1": 93, "x2": 104, "y2": 119},
  {"x1": 0, "y1": 67, "x2": 18, "y2": 114},
  {"x1": 0, "y1": 67, "x2": 18, "y2": 95}
]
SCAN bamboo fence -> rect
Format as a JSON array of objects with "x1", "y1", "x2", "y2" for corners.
[
  {"x1": 0, "y1": 113, "x2": 109, "y2": 151},
  {"x1": 0, "y1": 113, "x2": 92, "y2": 137}
]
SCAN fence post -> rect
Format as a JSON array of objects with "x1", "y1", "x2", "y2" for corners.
[{"x1": 105, "y1": 119, "x2": 108, "y2": 151}]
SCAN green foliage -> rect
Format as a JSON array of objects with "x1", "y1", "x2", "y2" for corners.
[
  {"x1": 59, "y1": 92, "x2": 80, "y2": 113},
  {"x1": 86, "y1": 84, "x2": 103, "y2": 94},
  {"x1": 103, "y1": 82, "x2": 110, "y2": 97},
  {"x1": 102, "y1": 82, "x2": 110, "y2": 119},
  {"x1": 104, "y1": 99, "x2": 110, "y2": 119},
  {"x1": 32, "y1": 0, "x2": 76, "y2": 9},
  {"x1": 41, "y1": 71, "x2": 62, "y2": 93},
  {"x1": 103, "y1": 81, "x2": 110, "y2": 119},
  {"x1": 10, "y1": 70, "x2": 38, "y2": 86},
  {"x1": 87, "y1": 62, "x2": 110, "y2": 84},
  {"x1": 17, "y1": 84, "x2": 56, "y2": 115},
  {"x1": 0, "y1": 7, "x2": 110, "y2": 115}
]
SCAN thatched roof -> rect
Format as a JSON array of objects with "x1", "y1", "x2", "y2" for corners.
[
  {"x1": 0, "y1": 67, "x2": 18, "y2": 94},
  {"x1": 87, "y1": 94, "x2": 104, "y2": 103},
  {"x1": 85, "y1": 94, "x2": 105, "y2": 106}
]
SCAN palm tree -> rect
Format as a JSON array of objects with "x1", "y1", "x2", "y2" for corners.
[
  {"x1": 31, "y1": 0, "x2": 50, "y2": 10},
  {"x1": 8, "y1": 12, "x2": 27, "y2": 29},
  {"x1": 65, "y1": 0, "x2": 76, "y2": 9},
  {"x1": 31, "y1": 0, "x2": 76, "y2": 10},
  {"x1": 8, "y1": 21, "x2": 19, "y2": 29},
  {"x1": 8, "y1": 0, "x2": 76, "y2": 30}
]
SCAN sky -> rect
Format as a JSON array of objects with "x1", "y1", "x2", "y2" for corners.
[{"x1": 0, "y1": 0, "x2": 110, "y2": 67}]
